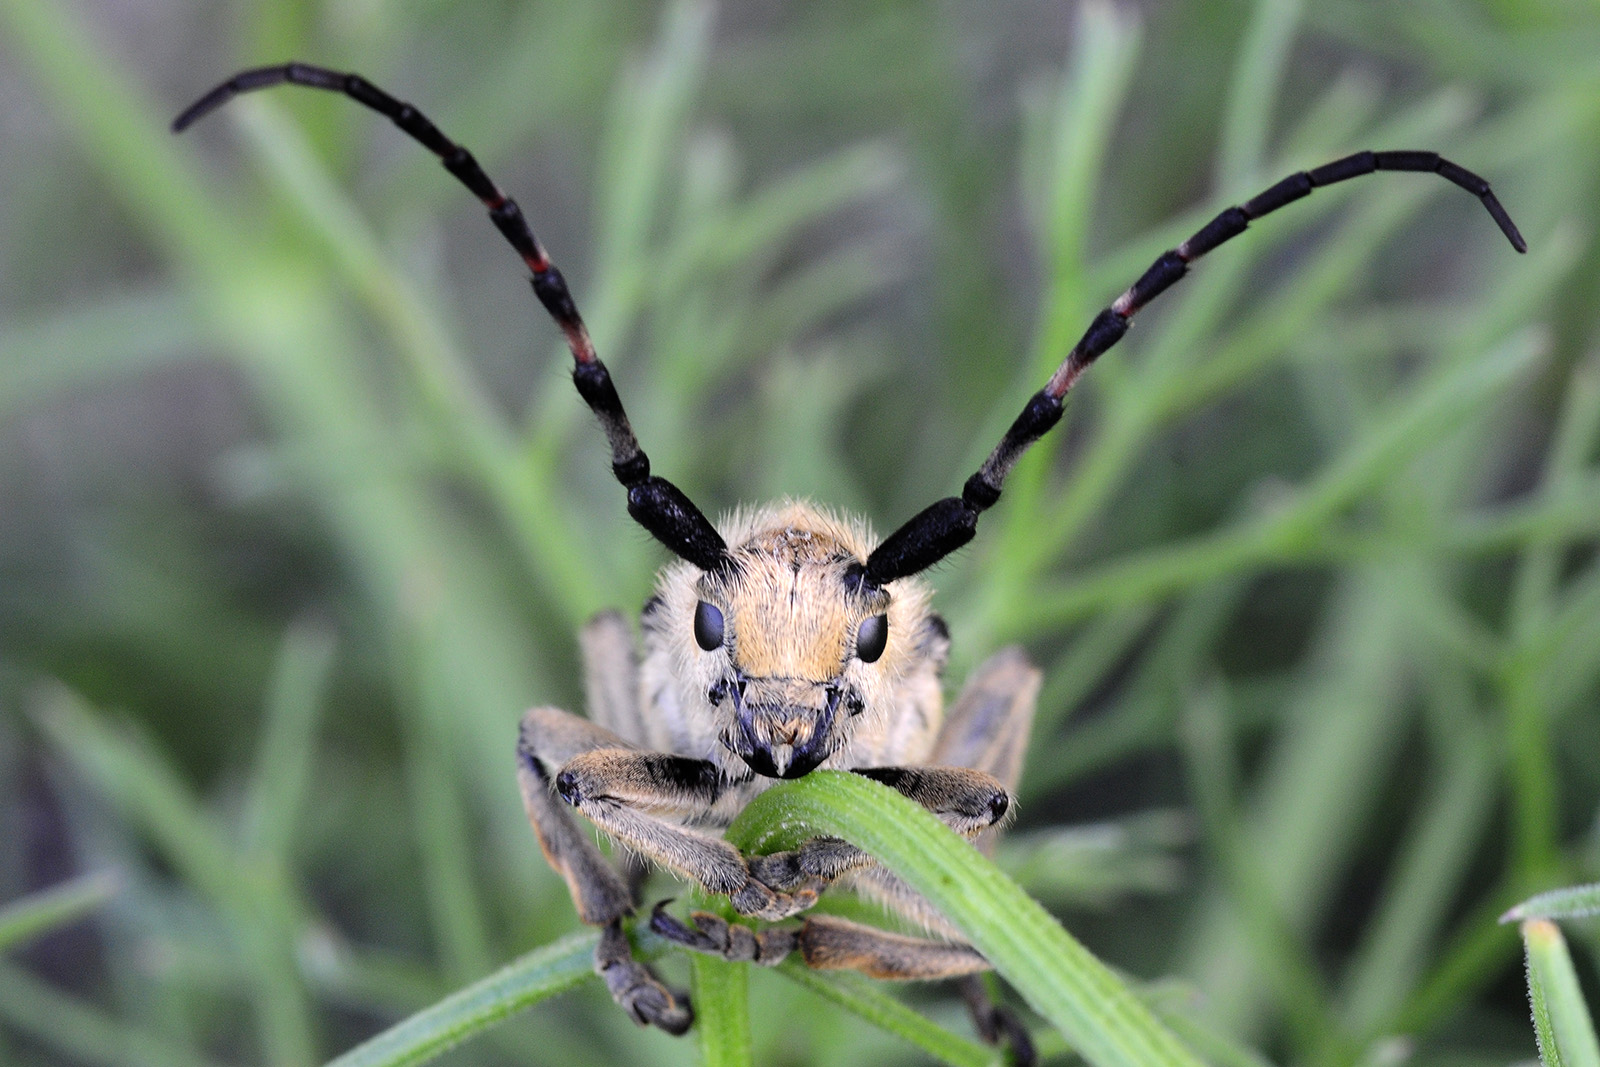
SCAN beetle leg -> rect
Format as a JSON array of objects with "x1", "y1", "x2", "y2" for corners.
[
  {"x1": 648, "y1": 902, "x2": 799, "y2": 966},
  {"x1": 515, "y1": 709, "x2": 640, "y2": 924},
  {"x1": 799, "y1": 914, "x2": 990, "y2": 978},
  {"x1": 652, "y1": 901, "x2": 1038, "y2": 1067},
  {"x1": 594, "y1": 920, "x2": 692, "y2": 1035},
  {"x1": 747, "y1": 765, "x2": 1012, "y2": 893},
  {"x1": 579, "y1": 609, "x2": 648, "y2": 743},
  {"x1": 933, "y1": 646, "x2": 1042, "y2": 795},
  {"x1": 651, "y1": 905, "x2": 990, "y2": 979},
  {"x1": 515, "y1": 708, "x2": 691, "y2": 1033},
  {"x1": 958, "y1": 975, "x2": 1037, "y2": 1067},
  {"x1": 855, "y1": 765, "x2": 1014, "y2": 833},
  {"x1": 548, "y1": 742, "x2": 822, "y2": 920}
]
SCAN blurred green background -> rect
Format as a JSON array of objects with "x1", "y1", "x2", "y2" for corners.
[{"x1": 2, "y1": 0, "x2": 1598, "y2": 1064}]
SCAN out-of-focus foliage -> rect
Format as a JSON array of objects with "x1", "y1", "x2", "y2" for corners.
[{"x1": 1, "y1": 0, "x2": 1597, "y2": 1064}]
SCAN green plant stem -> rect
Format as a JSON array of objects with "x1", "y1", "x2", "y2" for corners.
[
  {"x1": 242, "y1": 621, "x2": 337, "y2": 863},
  {"x1": 1502, "y1": 356, "x2": 1600, "y2": 883},
  {"x1": 691, "y1": 953, "x2": 752, "y2": 1067},
  {"x1": 1180, "y1": 685, "x2": 1338, "y2": 1056},
  {"x1": 31, "y1": 688, "x2": 318, "y2": 1067},
  {"x1": 1216, "y1": 0, "x2": 1304, "y2": 190}
]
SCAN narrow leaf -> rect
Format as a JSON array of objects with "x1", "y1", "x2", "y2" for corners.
[
  {"x1": 1526, "y1": 935, "x2": 1565, "y2": 1067},
  {"x1": 726, "y1": 772, "x2": 1206, "y2": 1067},
  {"x1": 1504, "y1": 883, "x2": 1600, "y2": 925},
  {"x1": 323, "y1": 932, "x2": 597, "y2": 1067},
  {"x1": 243, "y1": 620, "x2": 337, "y2": 860},
  {"x1": 774, "y1": 963, "x2": 998, "y2": 1067},
  {"x1": 0, "y1": 873, "x2": 119, "y2": 954},
  {"x1": 0, "y1": 961, "x2": 223, "y2": 1067}
]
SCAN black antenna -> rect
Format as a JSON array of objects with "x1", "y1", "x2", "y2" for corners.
[{"x1": 175, "y1": 63, "x2": 730, "y2": 571}]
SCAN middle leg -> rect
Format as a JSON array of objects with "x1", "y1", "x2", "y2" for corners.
[
  {"x1": 516, "y1": 707, "x2": 695, "y2": 1033},
  {"x1": 650, "y1": 907, "x2": 989, "y2": 979}
]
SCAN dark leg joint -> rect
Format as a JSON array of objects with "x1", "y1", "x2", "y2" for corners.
[
  {"x1": 650, "y1": 902, "x2": 798, "y2": 966},
  {"x1": 596, "y1": 921, "x2": 692, "y2": 1034},
  {"x1": 959, "y1": 976, "x2": 1036, "y2": 1067}
]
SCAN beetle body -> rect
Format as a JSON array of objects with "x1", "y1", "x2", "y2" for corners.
[{"x1": 173, "y1": 59, "x2": 1525, "y2": 1063}]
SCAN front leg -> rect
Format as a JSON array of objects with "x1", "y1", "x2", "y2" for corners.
[
  {"x1": 519, "y1": 708, "x2": 816, "y2": 1034},
  {"x1": 748, "y1": 765, "x2": 1011, "y2": 892},
  {"x1": 553, "y1": 747, "x2": 824, "y2": 920},
  {"x1": 516, "y1": 708, "x2": 692, "y2": 1034}
]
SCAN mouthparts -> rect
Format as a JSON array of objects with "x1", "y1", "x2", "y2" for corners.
[{"x1": 720, "y1": 682, "x2": 842, "y2": 779}]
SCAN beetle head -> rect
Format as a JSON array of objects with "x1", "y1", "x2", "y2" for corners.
[{"x1": 660, "y1": 503, "x2": 933, "y2": 779}]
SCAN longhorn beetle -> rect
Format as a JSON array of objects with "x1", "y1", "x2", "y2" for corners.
[{"x1": 175, "y1": 61, "x2": 1525, "y2": 1063}]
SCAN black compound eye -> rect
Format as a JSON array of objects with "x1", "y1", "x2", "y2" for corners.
[
  {"x1": 693, "y1": 601, "x2": 725, "y2": 651},
  {"x1": 855, "y1": 614, "x2": 888, "y2": 663}
]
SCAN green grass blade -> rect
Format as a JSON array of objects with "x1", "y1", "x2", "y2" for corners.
[
  {"x1": 691, "y1": 954, "x2": 751, "y2": 1067},
  {"x1": 242, "y1": 621, "x2": 337, "y2": 861},
  {"x1": 1522, "y1": 919, "x2": 1600, "y2": 1067},
  {"x1": 0, "y1": 873, "x2": 119, "y2": 955},
  {"x1": 0, "y1": 0, "x2": 237, "y2": 275},
  {"x1": 1016, "y1": 329, "x2": 1543, "y2": 630},
  {"x1": 1505, "y1": 884, "x2": 1600, "y2": 925},
  {"x1": 1527, "y1": 924, "x2": 1567, "y2": 1067},
  {"x1": 726, "y1": 772, "x2": 1206, "y2": 1067},
  {"x1": 228, "y1": 98, "x2": 603, "y2": 625},
  {"x1": 993, "y1": 0, "x2": 1141, "y2": 573},
  {"x1": 1023, "y1": 582, "x2": 1245, "y2": 800},
  {"x1": 774, "y1": 963, "x2": 997, "y2": 1067},
  {"x1": 32, "y1": 686, "x2": 318, "y2": 1067},
  {"x1": 392, "y1": 623, "x2": 493, "y2": 987},
  {"x1": 997, "y1": 813, "x2": 1187, "y2": 909},
  {"x1": 1341, "y1": 707, "x2": 1496, "y2": 1032},
  {"x1": 594, "y1": 0, "x2": 713, "y2": 282},
  {"x1": 1179, "y1": 684, "x2": 1334, "y2": 1054},
  {"x1": 1140, "y1": 979, "x2": 1280, "y2": 1067},
  {"x1": 32, "y1": 687, "x2": 240, "y2": 908},
  {"x1": 0, "y1": 962, "x2": 223, "y2": 1067},
  {"x1": 323, "y1": 932, "x2": 596, "y2": 1067},
  {"x1": 1183, "y1": 573, "x2": 1412, "y2": 1034},
  {"x1": 1215, "y1": 0, "x2": 1303, "y2": 189},
  {"x1": 0, "y1": 291, "x2": 202, "y2": 419}
]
